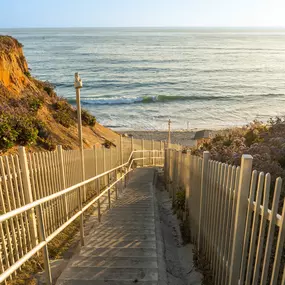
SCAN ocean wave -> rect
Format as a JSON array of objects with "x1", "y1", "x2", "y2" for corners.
[{"x1": 67, "y1": 94, "x2": 232, "y2": 105}]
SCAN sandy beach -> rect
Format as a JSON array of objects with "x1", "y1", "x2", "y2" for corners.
[{"x1": 119, "y1": 130, "x2": 197, "y2": 146}]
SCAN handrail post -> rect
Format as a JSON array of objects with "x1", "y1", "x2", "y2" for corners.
[
  {"x1": 198, "y1": 151, "x2": 210, "y2": 253},
  {"x1": 18, "y1": 146, "x2": 38, "y2": 248},
  {"x1": 36, "y1": 204, "x2": 52, "y2": 285},
  {"x1": 229, "y1": 154, "x2": 253, "y2": 285},
  {"x1": 57, "y1": 145, "x2": 68, "y2": 220},
  {"x1": 141, "y1": 139, "x2": 144, "y2": 167}
]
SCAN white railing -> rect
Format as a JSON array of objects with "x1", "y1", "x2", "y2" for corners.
[
  {"x1": 0, "y1": 148, "x2": 165, "y2": 284},
  {"x1": 165, "y1": 149, "x2": 285, "y2": 285},
  {"x1": 0, "y1": 136, "x2": 182, "y2": 284}
]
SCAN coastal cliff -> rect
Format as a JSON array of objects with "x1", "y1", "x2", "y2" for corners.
[{"x1": 0, "y1": 36, "x2": 119, "y2": 154}]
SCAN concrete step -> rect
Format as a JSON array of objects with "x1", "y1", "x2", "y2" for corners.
[
  {"x1": 97, "y1": 221, "x2": 155, "y2": 227},
  {"x1": 57, "y1": 280, "x2": 158, "y2": 285},
  {"x1": 87, "y1": 234, "x2": 156, "y2": 242},
  {"x1": 84, "y1": 240, "x2": 156, "y2": 249},
  {"x1": 79, "y1": 247, "x2": 157, "y2": 258},
  {"x1": 94, "y1": 224, "x2": 155, "y2": 230},
  {"x1": 103, "y1": 212, "x2": 154, "y2": 221},
  {"x1": 57, "y1": 267, "x2": 158, "y2": 282},
  {"x1": 56, "y1": 168, "x2": 160, "y2": 285},
  {"x1": 89, "y1": 228, "x2": 155, "y2": 237},
  {"x1": 69, "y1": 256, "x2": 158, "y2": 268}
]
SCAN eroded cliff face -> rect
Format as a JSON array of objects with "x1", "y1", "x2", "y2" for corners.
[
  {"x1": 0, "y1": 35, "x2": 119, "y2": 154},
  {"x1": 0, "y1": 36, "x2": 34, "y2": 94}
]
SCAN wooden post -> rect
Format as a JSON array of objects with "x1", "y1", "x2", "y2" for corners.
[
  {"x1": 120, "y1": 135, "x2": 123, "y2": 165},
  {"x1": 103, "y1": 146, "x2": 107, "y2": 187},
  {"x1": 152, "y1": 140, "x2": 155, "y2": 165},
  {"x1": 141, "y1": 139, "x2": 144, "y2": 167},
  {"x1": 198, "y1": 151, "x2": 210, "y2": 252},
  {"x1": 228, "y1": 154, "x2": 253, "y2": 285},
  {"x1": 18, "y1": 146, "x2": 38, "y2": 247},
  {"x1": 164, "y1": 148, "x2": 168, "y2": 185},
  {"x1": 168, "y1": 119, "x2": 171, "y2": 148},
  {"x1": 74, "y1": 73, "x2": 86, "y2": 202},
  {"x1": 160, "y1": 140, "x2": 163, "y2": 165},
  {"x1": 131, "y1": 137, "x2": 134, "y2": 153},
  {"x1": 57, "y1": 145, "x2": 68, "y2": 220}
]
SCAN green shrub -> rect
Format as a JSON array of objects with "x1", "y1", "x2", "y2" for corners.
[
  {"x1": 0, "y1": 114, "x2": 40, "y2": 149},
  {"x1": 81, "y1": 109, "x2": 96, "y2": 126},
  {"x1": 35, "y1": 121, "x2": 49, "y2": 139},
  {"x1": 0, "y1": 114, "x2": 18, "y2": 150},
  {"x1": 27, "y1": 96, "x2": 44, "y2": 112},
  {"x1": 53, "y1": 101, "x2": 75, "y2": 128},
  {"x1": 14, "y1": 116, "x2": 38, "y2": 146},
  {"x1": 37, "y1": 137, "x2": 56, "y2": 151}
]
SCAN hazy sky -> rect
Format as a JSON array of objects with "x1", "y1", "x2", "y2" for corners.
[{"x1": 1, "y1": 0, "x2": 285, "y2": 28}]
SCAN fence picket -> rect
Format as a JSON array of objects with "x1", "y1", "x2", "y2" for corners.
[
  {"x1": 252, "y1": 173, "x2": 271, "y2": 284},
  {"x1": 239, "y1": 170, "x2": 258, "y2": 283},
  {"x1": 270, "y1": 197, "x2": 285, "y2": 285},
  {"x1": 245, "y1": 172, "x2": 265, "y2": 284},
  {"x1": 5, "y1": 156, "x2": 23, "y2": 259},
  {"x1": 260, "y1": 178, "x2": 282, "y2": 285},
  {"x1": 218, "y1": 164, "x2": 232, "y2": 284}
]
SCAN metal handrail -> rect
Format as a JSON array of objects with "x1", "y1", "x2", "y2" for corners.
[
  {"x1": 0, "y1": 150, "x2": 162, "y2": 224},
  {"x1": 0, "y1": 149, "x2": 165, "y2": 284}
]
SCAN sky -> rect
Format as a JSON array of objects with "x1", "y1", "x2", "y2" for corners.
[{"x1": 1, "y1": 0, "x2": 285, "y2": 28}]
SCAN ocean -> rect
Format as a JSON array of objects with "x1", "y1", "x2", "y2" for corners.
[{"x1": 1, "y1": 27, "x2": 285, "y2": 131}]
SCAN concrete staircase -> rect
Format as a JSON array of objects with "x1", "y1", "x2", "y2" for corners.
[{"x1": 56, "y1": 168, "x2": 161, "y2": 285}]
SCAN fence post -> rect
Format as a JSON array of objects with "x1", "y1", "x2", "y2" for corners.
[
  {"x1": 164, "y1": 147, "x2": 168, "y2": 185},
  {"x1": 103, "y1": 146, "x2": 107, "y2": 187},
  {"x1": 36, "y1": 204, "x2": 52, "y2": 285},
  {"x1": 229, "y1": 154, "x2": 253, "y2": 285},
  {"x1": 141, "y1": 139, "x2": 144, "y2": 167},
  {"x1": 120, "y1": 135, "x2": 123, "y2": 165},
  {"x1": 160, "y1": 140, "x2": 163, "y2": 165},
  {"x1": 18, "y1": 146, "x2": 38, "y2": 248},
  {"x1": 198, "y1": 151, "x2": 210, "y2": 253},
  {"x1": 152, "y1": 140, "x2": 155, "y2": 165},
  {"x1": 57, "y1": 145, "x2": 68, "y2": 220},
  {"x1": 167, "y1": 148, "x2": 172, "y2": 192}
]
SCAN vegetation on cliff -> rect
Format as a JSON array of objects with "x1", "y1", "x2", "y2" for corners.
[
  {"x1": 0, "y1": 36, "x2": 119, "y2": 154},
  {"x1": 192, "y1": 118, "x2": 285, "y2": 202}
]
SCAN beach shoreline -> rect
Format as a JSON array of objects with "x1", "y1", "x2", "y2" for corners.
[
  {"x1": 117, "y1": 128, "x2": 228, "y2": 147},
  {"x1": 118, "y1": 130, "x2": 197, "y2": 146}
]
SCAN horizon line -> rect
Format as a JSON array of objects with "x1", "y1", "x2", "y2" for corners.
[{"x1": 1, "y1": 25, "x2": 285, "y2": 30}]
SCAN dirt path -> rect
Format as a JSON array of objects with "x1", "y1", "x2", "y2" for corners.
[{"x1": 155, "y1": 179, "x2": 202, "y2": 285}]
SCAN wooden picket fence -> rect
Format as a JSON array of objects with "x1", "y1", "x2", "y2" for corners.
[
  {"x1": 165, "y1": 149, "x2": 285, "y2": 285},
  {"x1": 0, "y1": 136, "x2": 181, "y2": 284}
]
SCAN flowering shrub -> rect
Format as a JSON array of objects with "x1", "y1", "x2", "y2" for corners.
[{"x1": 191, "y1": 118, "x2": 285, "y2": 201}]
